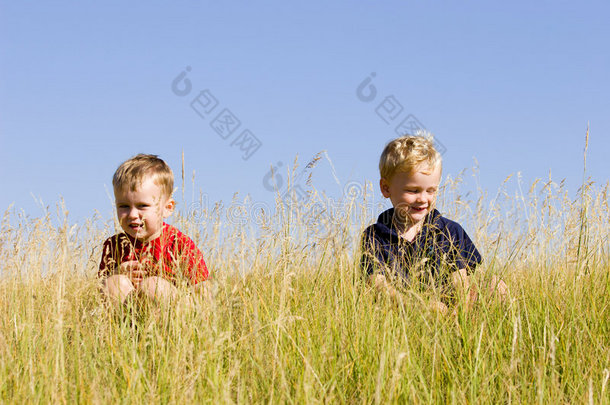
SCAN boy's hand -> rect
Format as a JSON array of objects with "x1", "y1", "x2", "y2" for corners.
[
  {"x1": 371, "y1": 274, "x2": 398, "y2": 299},
  {"x1": 120, "y1": 260, "x2": 147, "y2": 288},
  {"x1": 370, "y1": 274, "x2": 408, "y2": 308},
  {"x1": 450, "y1": 269, "x2": 477, "y2": 311},
  {"x1": 430, "y1": 300, "x2": 449, "y2": 316}
]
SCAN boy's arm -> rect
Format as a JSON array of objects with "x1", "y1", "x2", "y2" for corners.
[
  {"x1": 450, "y1": 268, "x2": 470, "y2": 289},
  {"x1": 361, "y1": 229, "x2": 408, "y2": 302},
  {"x1": 98, "y1": 237, "x2": 118, "y2": 278},
  {"x1": 448, "y1": 224, "x2": 482, "y2": 275},
  {"x1": 360, "y1": 227, "x2": 386, "y2": 279},
  {"x1": 369, "y1": 273, "x2": 448, "y2": 315},
  {"x1": 369, "y1": 273, "x2": 399, "y2": 299},
  {"x1": 446, "y1": 219, "x2": 508, "y2": 305},
  {"x1": 175, "y1": 231, "x2": 209, "y2": 285},
  {"x1": 361, "y1": 229, "x2": 397, "y2": 298},
  {"x1": 188, "y1": 246, "x2": 209, "y2": 284},
  {"x1": 450, "y1": 268, "x2": 509, "y2": 307}
]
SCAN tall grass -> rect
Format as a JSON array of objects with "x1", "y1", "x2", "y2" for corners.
[{"x1": 1, "y1": 159, "x2": 609, "y2": 403}]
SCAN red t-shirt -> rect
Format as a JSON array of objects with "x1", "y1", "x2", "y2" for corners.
[{"x1": 98, "y1": 223, "x2": 208, "y2": 285}]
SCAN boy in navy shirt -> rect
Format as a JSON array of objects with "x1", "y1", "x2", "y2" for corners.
[{"x1": 361, "y1": 135, "x2": 506, "y2": 313}]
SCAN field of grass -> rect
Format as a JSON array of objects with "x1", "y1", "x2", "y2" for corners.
[{"x1": 1, "y1": 165, "x2": 609, "y2": 403}]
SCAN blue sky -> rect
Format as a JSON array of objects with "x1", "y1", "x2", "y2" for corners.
[{"x1": 1, "y1": 1, "x2": 608, "y2": 223}]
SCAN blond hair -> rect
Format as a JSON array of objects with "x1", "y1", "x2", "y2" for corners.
[
  {"x1": 112, "y1": 154, "x2": 174, "y2": 199},
  {"x1": 379, "y1": 134, "x2": 441, "y2": 180}
]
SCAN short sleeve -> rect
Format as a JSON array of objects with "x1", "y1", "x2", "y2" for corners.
[
  {"x1": 184, "y1": 239, "x2": 209, "y2": 284},
  {"x1": 171, "y1": 232, "x2": 209, "y2": 285},
  {"x1": 98, "y1": 238, "x2": 117, "y2": 278},
  {"x1": 360, "y1": 227, "x2": 384, "y2": 277},
  {"x1": 446, "y1": 224, "x2": 482, "y2": 273}
]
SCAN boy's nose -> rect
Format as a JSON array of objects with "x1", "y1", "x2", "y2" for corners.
[{"x1": 127, "y1": 207, "x2": 139, "y2": 219}]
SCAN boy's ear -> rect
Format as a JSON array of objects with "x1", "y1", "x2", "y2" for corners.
[
  {"x1": 163, "y1": 198, "x2": 176, "y2": 218},
  {"x1": 379, "y1": 178, "x2": 391, "y2": 198}
]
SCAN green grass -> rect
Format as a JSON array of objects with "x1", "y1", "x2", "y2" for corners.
[{"x1": 1, "y1": 170, "x2": 609, "y2": 403}]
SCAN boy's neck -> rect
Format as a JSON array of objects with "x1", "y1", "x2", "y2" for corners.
[{"x1": 391, "y1": 213, "x2": 423, "y2": 242}]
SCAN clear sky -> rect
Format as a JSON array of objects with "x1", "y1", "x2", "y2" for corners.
[{"x1": 1, "y1": 1, "x2": 608, "y2": 223}]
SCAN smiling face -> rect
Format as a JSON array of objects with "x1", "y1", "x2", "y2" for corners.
[
  {"x1": 380, "y1": 163, "x2": 441, "y2": 227},
  {"x1": 114, "y1": 177, "x2": 175, "y2": 242}
]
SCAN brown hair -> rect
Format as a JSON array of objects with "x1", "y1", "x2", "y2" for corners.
[{"x1": 112, "y1": 154, "x2": 174, "y2": 199}]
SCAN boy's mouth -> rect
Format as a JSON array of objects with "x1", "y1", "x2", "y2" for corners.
[
  {"x1": 129, "y1": 223, "x2": 144, "y2": 232},
  {"x1": 410, "y1": 206, "x2": 428, "y2": 213}
]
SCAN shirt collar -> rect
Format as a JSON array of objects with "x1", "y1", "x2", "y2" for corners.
[{"x1": 375, "y1": 208, "x2": 441, "y2": 243}]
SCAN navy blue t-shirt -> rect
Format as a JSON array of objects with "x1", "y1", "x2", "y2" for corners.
[{"x1": 361, "y1": 208, "x2": 482, "y2": 285}]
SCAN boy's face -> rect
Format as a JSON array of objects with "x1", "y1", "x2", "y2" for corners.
[
  {"x1": 114, "y1": 177, "x2": 174, "y2": 242},
  {"x1": 380, "y1": 163, "x2": 441, "y2": 226}
]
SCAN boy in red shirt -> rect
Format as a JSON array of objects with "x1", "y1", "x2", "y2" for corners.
[{"x1": 99, "y1": 154, "x2": 209, "y2": 305}]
